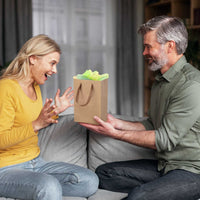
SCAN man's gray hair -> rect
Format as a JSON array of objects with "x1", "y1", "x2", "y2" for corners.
[{"x1": 138, "y1": 15, "x2": 188, "y2": 55}]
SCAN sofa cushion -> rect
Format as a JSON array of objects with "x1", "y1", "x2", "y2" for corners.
[
  {"x1": 0, "y1": 197, "x2": 86, "y2": 200},
  {"x1": 0, "y1": 198, "x2": 19, "y2": 200},
  {"x1": 38, "y1": 114, "x2": 88, "y2": 168},
  {"x1": 88, "y1": 115, "x2": 156, "y2": 171},
  {"x1": 62, "y1": 197, "x2": 87, "y2": 200},
  {"x1": 88, "y1": 189, "x2": 127, "y2": 200}
]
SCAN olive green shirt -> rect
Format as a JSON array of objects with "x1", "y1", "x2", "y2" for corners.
[{"x1": 142, "y1": 56, "x2": 200, "y2": 174}]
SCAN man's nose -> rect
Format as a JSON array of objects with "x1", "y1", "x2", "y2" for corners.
[{"x1": 143, "y1": 47, "x2": 148, "y2": 56}]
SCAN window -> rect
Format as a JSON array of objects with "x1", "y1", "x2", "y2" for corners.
[{"x1": 32, "y1": 0, "x2": 116, "y2": 114}]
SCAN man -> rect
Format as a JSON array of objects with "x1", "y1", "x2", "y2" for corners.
[{"x1": 80, "y1": 16, "x2": 200, "y2": 200}]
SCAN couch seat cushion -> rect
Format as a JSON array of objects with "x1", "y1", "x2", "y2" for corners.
[{"x1": 88, "y1": 189, "x2": 127, "y2": 200}]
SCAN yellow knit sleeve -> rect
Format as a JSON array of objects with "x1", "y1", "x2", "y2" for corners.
[{"x1": 0, "y1": 80, "x2": 40, "y2": 149}]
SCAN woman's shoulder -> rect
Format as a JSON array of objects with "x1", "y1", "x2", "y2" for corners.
[
  {"x1": 0, "y1": 78, "x2": 18, "y2": 85},
  {"x1": 0, "y1": 79, "x2": 19, "y2": 93}
]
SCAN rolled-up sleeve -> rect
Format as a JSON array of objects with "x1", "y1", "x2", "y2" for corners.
[
  {"x1": 156, "y1": 82, "x2": 200, "y2": 152},
  {"x1": 141, "y1": 118, "x2": 154, "y2": 130}
]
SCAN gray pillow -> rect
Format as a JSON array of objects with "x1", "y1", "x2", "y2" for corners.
[
  {"x1": 38, "y1": 114, "x2": 88, "y2": 168},
  {"x1": 88, "y1": 114, "x2": 156, "y2": 171}
]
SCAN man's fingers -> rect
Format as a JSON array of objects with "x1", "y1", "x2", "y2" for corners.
[
  {"x1": 79, "y1": 116, "x2": 104, "y2": 127},
  {"x1": 94, "y1": 116, "x2": 105, "y2": 125},
  {"x1": 79, "y1": 122, "x2": 97, "y2": 128}
]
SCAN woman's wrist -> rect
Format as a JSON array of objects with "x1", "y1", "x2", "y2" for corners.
[{"x1": 32, "y1": 120, "x2": 40, "y2": 132}]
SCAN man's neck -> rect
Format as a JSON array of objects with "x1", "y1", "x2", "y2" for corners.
[{"x1": 160, "y1": 54, "x2": 183, "y2": 74}]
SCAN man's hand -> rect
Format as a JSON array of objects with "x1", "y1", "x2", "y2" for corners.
[
  {"x1": 80, "y1": 114, "x2": 122, "y2": 139},
  {"x1": 80, "y1": 114, "x2": 156, "y2": 149}
]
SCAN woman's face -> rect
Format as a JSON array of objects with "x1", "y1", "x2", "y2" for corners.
[{"x1": 30, "y1": 52, "x2": 60, "y2": 85}]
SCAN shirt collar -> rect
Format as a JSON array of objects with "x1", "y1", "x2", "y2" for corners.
[{"x1": 155, "y1": 56, "x2": 187, "y2": 82}]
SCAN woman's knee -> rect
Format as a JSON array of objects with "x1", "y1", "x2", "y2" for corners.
[
  {"x1": 80, "y1": 170, "x2": 99, "y2": 197},
  {"x1": 35, "y1": 175, "x2": 62, "y2": 200},
  {"x1": 61, "y1": 169, "x2": 99, "y2": 197}
]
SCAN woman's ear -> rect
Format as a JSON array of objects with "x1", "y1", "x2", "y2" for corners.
[{"x1": 29, "y1": 55, "x2": 37, "y2": 65}]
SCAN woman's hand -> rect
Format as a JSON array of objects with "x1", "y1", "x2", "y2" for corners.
[
  {"x1": 32, "y1": 98, "x2": 58, "y2": 132},
  {"x1": 54, "y1": 87, "x2": 74, "y2": 114}
]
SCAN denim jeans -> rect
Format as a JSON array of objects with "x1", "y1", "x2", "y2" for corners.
[
  {"x1": 0, "y1": 156, "x2": 99, "y2": 200},
  {"x1": 96, "y1": 159, "x2": 200, "y2": 200}
]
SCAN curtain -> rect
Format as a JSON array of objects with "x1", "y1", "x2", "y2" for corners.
[
  {"x1": 0, "y1": 0, "x2": 32, "y2": 68},
  {"x1": 116, "y1": 0, "x2": 144, "y2": 117},
  {"x1": 32, "y1": 0, "x2": 116, "y2": 115}
]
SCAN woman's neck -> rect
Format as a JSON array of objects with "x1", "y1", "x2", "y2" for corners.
[{"x1": 18, "y1": 79, "x2": 37, "y2": 101}]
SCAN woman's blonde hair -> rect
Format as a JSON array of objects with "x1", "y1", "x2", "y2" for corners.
[{"x1": 1, "y1": 34, "x2": 61, "y2": 80}]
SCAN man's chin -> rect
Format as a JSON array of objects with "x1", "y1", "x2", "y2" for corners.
[{"x1": 148, "y1": 63, "x2": 162, "y2": 72}]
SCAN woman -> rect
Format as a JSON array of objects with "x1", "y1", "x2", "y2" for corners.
[{"x1": 0, "y1": 34, "x2": 99, "y2": 200}]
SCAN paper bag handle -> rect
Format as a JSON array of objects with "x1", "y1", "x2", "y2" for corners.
[{"x1": 76, "y1": 83, "x2": 93, "y2": 106}]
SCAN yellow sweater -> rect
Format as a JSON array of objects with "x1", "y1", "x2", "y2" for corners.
[{"x1": 0, "y1": 79, "x2": 42, "y2": 167}]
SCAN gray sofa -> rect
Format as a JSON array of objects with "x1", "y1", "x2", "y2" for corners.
[{"x1": 0, "y1": 114, "x2": 156, "y2": 200}]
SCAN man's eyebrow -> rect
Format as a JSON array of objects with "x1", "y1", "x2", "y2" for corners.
[{"x1": 144, "y1": 44, "x2": 151, "y2": 47}]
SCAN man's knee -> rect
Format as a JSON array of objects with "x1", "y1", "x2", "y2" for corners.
[
  {"x1": 95, "y1": 163, "x2": 114, "y2": 179},
  {"x1": 126, "y1": 186, "x2": 154, "y2": 200}
]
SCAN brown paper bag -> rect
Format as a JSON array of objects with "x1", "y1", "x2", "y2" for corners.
[{"x1": 73, "y1": 78, "x2": 108, "y2": 125}]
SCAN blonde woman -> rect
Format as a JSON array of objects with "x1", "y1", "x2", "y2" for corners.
[{"x1": 0, "y1": 34, "x2": 98, "y2": 200}]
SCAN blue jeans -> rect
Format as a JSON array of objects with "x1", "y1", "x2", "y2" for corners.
[
  {"x1": 95, "y1": 159, "x2": 200, "y2": 200},
  {"x1": 0, "y1": 156, "x2": 99, "y2": 200}
]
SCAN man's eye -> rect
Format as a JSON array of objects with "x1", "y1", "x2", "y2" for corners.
[{"x1": 144, "y1": 46, "x2": 151, "y2": 51}]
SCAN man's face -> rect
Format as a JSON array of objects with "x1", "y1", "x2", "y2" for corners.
[{"x1": 143, "y1": 30, "x2": 168, "y2": 71}]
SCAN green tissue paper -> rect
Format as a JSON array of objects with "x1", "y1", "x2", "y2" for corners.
[{"x1": 75, "y1": 69, "x2": 109, "y2": 81}]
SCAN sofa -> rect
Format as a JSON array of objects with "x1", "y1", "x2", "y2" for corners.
[{"x1": 0, "y1": 114, "x2": 156, "y2": 200}]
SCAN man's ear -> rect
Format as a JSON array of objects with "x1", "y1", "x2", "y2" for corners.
[
  {"x1": 29, "y1": 55, "x2": 37, "y2": 65},
  {"x1": 167, "y1": 40, "x2": 176, "y2": 53}
]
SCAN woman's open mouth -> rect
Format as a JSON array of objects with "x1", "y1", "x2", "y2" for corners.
[{"x1": 45, "y1": 73, "x2": 52, "y2": 78}]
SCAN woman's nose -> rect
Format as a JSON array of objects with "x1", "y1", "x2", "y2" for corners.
[{"x1": 52, "y1": 65, "x2": 57, "y2": 74}]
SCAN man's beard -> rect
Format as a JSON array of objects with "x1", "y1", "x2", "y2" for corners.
[{"x1": 146, "y1": 47, "x2": 168, "y2": 72}]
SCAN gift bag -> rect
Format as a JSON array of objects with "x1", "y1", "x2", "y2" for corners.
[{"x1": 74, "y1": 78, "x2": 108, "y2": 125}]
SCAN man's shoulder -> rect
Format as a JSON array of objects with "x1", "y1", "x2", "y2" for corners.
[
  {"x1": 168, "y1": 63, "x2": 200, "y2": 96},
  {"x1": 179, "y1": 63, "x2": 200, "y2": 85},
  {"x1": 181, "y1": 63, "x2": 200, "y2": 83}
]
